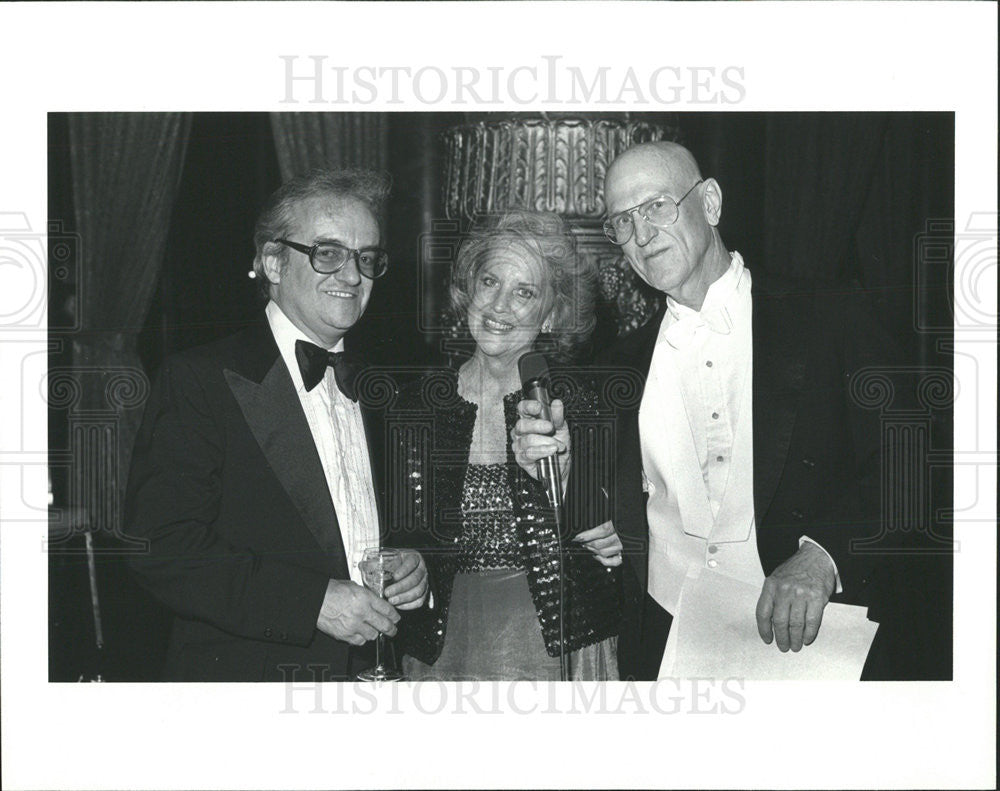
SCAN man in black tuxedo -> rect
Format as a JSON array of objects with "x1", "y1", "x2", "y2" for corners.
[
  {"x1": 515, "y1": 141, "x2": 897, "y2": 680},
  {"x1": 126, "y1": 169, "x2": 427, "y2": 681}
]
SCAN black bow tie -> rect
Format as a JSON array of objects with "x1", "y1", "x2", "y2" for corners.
[{"x1": 294, "y1": 339, "x2": 362, "y2": 401}]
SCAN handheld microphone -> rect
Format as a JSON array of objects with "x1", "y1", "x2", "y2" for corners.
[
  {"x1": 518, "y1": 351, "x2": 562, "y2": 511},
  {"x1": 518, "y1": 350, "x2": 569, "y2": 682}
]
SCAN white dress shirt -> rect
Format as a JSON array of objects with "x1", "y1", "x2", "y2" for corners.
[
  {"x1": 265, "y1": 301, "x2": 380, "y2": 586},
  {"x1": 639, "y1": 253, "x2": 839, "y2": 616}
]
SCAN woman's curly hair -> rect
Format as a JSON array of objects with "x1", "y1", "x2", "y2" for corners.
[{"x1": 449, "y1": 210, "x2": 597, "y2": 362}]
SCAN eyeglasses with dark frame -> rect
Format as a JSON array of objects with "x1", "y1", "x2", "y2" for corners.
[
  {"x1": 602, "y1": 180, "x2": 705, "y2": 245},
  {"x1": 274, "y1": 238, "x2": 389, "y2": 279}
]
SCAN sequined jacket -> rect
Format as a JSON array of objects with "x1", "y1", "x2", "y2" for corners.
[{"x1": 386, "y1": 368, "x2": 622, "y2": 664}]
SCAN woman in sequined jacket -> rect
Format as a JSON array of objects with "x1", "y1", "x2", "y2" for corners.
[{"x1": 387, "y1": 210, "x2": 622, "y2": 680}]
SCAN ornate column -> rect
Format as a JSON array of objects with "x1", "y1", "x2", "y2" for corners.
[{"x1": 440, "y1": 114, "x2": 682, "y2": 337}]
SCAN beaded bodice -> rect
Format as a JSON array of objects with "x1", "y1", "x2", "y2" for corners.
[
  {"x1": 390, "y1": 368, "x2": 621, "y2": 664},
  {"x1": 457, "y1": 463, "x2": 522, "y2": 572}
]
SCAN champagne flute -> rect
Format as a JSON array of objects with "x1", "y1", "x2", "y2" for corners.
[{"x1": 356, "y1": 547, "x2": 405, "y2": 681}]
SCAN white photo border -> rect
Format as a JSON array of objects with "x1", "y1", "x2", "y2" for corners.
[{"x1": 1, "y1": 2, "x2": 996, "y2": 789}]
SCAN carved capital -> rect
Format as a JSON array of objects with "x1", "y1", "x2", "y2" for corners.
[{"x1": 443, "y1": 115, "x2": 680, "y2": 222}]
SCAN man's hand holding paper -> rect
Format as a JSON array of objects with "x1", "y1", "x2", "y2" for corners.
[
  {"x1": 755, "y1": 542, "x2": 837, "y2": 652},
  {"x1": 660, "y1": 569, "x2": 877, "y2": 681}
]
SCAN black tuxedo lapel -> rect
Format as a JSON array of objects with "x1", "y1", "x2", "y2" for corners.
[
  {"x1": 621, "y1": 307, "x2": 664, "y2": 391},
  {"x1": 224, "y1": 344, "x2": 350, "y2": 581},
  {"x1": 614, "y1": 306, "x2": 666, "y2": 594},
  {"x1": 750, "y1": 272, "x2": 809, "y2": 522}
]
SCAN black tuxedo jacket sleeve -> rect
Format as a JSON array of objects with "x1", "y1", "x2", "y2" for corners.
[
  {"x1": 584, "y1": 270, "x2": 900, "y2": 678},
  {"x1": 125, "y1": 317, "x2": 387, "y2": 681}
]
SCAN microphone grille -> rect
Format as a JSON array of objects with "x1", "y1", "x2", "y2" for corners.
[{"x1": 518, "y1": 351, "x2": 550, "y2": 387}]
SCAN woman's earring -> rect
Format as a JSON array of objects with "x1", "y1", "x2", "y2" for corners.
[{"x1": 542, "y1": 320, "x2": 552, "y2": 333}]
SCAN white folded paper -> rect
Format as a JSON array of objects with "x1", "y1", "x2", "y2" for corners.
[{"x1": 658, "y1": 569, "x2": 879, "y2": 680}]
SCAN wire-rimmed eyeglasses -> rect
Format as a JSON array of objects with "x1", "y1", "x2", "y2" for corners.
[
  {"x1": 275, "y1": 238, "x2": 389, "y2": 279},
  {"x1": 602, "y1": 180, "x2": 704, "y2": 245}
]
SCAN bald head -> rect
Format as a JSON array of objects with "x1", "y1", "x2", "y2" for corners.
[
  {"x1": 603, "y1": 141, "x2": 730, "y2": 311},
  {"x1": 606, "y1": 141, "x2": 703, "y2": 192}
]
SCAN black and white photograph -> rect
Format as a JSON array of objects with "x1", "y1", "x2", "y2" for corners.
[
  {"x1": 44, "y1": 109, "x2": 955, "y2": 686},
  {"x1": 2, "y1": 3, "x2": 996, "y2": 790}
]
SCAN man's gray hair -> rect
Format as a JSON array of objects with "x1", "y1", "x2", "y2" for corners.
[{"x1": 251, "y1": 168, "x2": 392, "y2": 299}]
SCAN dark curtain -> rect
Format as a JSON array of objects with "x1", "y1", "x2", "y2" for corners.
[
  {"x1": 269, "y1": 112, "x2": 388, "y2": 179},
  {"x1": 855, "y1": 114, "x2": 954, "y2": 680},
  {"x1": 855, "y1": 114, "x2": 954, "y2": 363},
  {"x1": 763, "y1": 114, "x2": 889, "y2": 282},
  {"x1": 760, "y1": 112, "x2": 955, "y2": 367},
  {"x1": 67, "y1": 112, "x2": 192, "y2": 533},
  {"x1": 758, "y1": 113, "x2": 953, "y2": 679}
]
